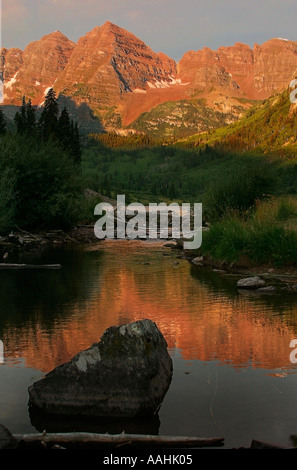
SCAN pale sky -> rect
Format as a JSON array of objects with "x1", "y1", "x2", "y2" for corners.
[{"x1": 1, "y1": 0, "x2": 297, "y2": 61}]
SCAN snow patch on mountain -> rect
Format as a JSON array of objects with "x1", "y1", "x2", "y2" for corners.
[
  {"x1": 4, "y1": 72, "x2": 18, "y2": 89},
  {"x1": 133, "y1": 88, "x2": 146, "y2": 94},
  {"x1": 146, "y1": 76, "x2": 188, "y2": 90}
]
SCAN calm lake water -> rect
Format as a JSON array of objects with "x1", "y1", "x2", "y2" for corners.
[{"x1": 1, "y1": 239, "x2": 297, "y2": 449}]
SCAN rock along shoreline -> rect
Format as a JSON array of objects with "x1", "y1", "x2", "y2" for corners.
[{"x1": 0, "y1": 225, "x2": 99, "y2": 261}]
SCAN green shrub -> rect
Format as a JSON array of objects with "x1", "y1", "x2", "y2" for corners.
[
  {"x1": 203, "y1": 159, "x2": 278, "y2": 221},
  {"x1": 0, "y1": 134, "x2": 84, "y2": 230}
]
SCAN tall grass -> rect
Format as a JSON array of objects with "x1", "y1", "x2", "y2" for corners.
[{"x1": 201, "y1": 196, "x2": 297, "y2": 267}]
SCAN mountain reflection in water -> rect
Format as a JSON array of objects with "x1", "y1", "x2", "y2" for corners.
[{"x1": 1, "y1": 239, "x2": 297, "y2": 447}]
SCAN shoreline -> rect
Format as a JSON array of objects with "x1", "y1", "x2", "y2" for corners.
[{"x1": 2, "y1": 227, "x2": 297, "y2": 291}]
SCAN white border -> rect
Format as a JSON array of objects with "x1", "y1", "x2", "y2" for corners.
[
  {"x1": 0, "y1": 0, "x2": 3, "y2": 103},
  {"x1": 0, "y1": 340, "x2": 3, "y2": 364}
]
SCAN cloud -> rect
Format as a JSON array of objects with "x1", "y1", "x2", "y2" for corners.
[
  {"x1": 2, "y1": 0, "x2": 27, "y2": 20},
  {"x1": 125, "y1": 10, "x2": 142, "y2": 21},
  {"x1": 2, "y1": 0, "x2": 31, "y2": 50}
]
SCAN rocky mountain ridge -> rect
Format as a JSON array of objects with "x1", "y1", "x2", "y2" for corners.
[{"x1": 1, "y1": 21, "x2": 297, "y2": 135}]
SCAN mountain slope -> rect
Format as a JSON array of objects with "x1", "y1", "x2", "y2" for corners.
[
  {"x1": 128, "y1": 97, "x2": 246, "y2": 141},
  {"x1": 176, "y1": 87, "x2": 297, "y2": 156},
  {"x1": 1, "y1": 31, "x2": 75, "y2": 104}
]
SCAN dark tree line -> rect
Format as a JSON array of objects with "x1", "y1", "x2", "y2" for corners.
[
  {"x1": 0, "y1": 107, "x2": 6, "y2": 135},
  {"x1": 0, "y1": 89, "x2": 84, "y2": 232},
  {"x1": 14, "y1": 96, "x2": 36, "y2": 137},
  {"x1": 13, "y1": 88, "x2": 81, "y2": 164}
]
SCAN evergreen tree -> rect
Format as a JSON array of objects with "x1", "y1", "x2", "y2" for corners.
[
  {"x1": 26, "y1": 98, "x2": 36, "y2": 136},
  {"x1": 14, "y1": 111, "x2": 22, "y2": 134},
  {"x1": 0, "y1": 107, "x2": 6, "y2": 135},
  {"x1": 14, "y1": 96, "x2": 36, "y2": 136},
  {"x1": 13, "y1": 91, "x2": 82, "y2": 165},
  {"x1": 20, "y1": 95, "x2": 27, "y2": 125},
  {"x1": 14, "y1": 96, "x2": 27, "y2": 135},
  {"x1": 57, "y1": 107, "x2": 81, "y2": 163},
  {"x1": 71, "y1": 122, "x2": 81, "y2": 164},
  {"x1": 39, "y1": 88, "x2": 59, "y2": 141},
  {"x1": 57, "y1": 106, "x2": 72, "y2": 150},
  {"x1": 168, "y1": 182, "x2": 176, "y2": 199}
]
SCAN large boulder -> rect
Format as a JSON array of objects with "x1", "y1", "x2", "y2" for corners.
[
  {"x1": 237, "y1": 276, "x2": 266, "y2": 289},
  {"x1": 28, "y1": 319, "x2": 173, "y2": 418}
]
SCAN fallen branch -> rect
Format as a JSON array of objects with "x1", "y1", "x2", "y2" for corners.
[
  {"x1": 13, "y1": 431, "x2": 224, "y2": 449},
  {"x1": 0, "y1": 263, "x2": 62, "y2": 270},
  {"x1": 15, "y1": 226, "x2": 42, "y2": 241}
]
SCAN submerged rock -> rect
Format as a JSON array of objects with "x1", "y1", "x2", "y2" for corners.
[
  {"x1": 191, "y1": 256, "x2": 203, "y2": 266},
  {"x1": 237, "y1": 276, "x2": 266, "y2": 289},
  {"x1": 256, "y1": 286, "x2": 277, "y2": 294},
  {"x1": 281, "y1": 284, "x2": 297, "y2": 293},
  {"x1": 28, "y1": 319, "x2": 173, "y2": 418}
]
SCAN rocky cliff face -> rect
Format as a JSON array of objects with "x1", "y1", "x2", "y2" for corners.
[
  {"x1": 1, "y1": 22, "x2": 297, "y2": 132},
  {"x1": 1, "y1": 31, "x2": 75, "y2": 105},
  {"x1": 177, "y1": 46, "x2": 241, "y2": 92},
  {"x1": 251, "y1": 39, "x2": 297, "y2": 98},
  {"x1": 178, "y1": 38, "x2": 297, "y2": 99}
]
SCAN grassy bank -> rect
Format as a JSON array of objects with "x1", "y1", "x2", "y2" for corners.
[{"x1": 200, "y1": 196, "x2": 297, "y2": 268}]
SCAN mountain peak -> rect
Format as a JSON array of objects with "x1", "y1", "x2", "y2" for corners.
[
  {"x1": 102, "y1": 20, "x2": 116, "y2": 29},
  {"x1": 93, "y1": 21, "x2": 128, "y2": 36},
  {"x1": 81, "y1": 21, "x2": 133, "y2": 44},
  {"x1": 40, "y1": 30, "x2": 73, "y2": 44}
]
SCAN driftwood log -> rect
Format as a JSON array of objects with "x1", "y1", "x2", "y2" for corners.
[
  {"x1": 13, "y1": 432, "x2": 224, "y2": 449},
  {"x1": 0, "y1": 263, "x2": 62, "y2": 269},
  {"x1": 250, "y1": 439, "x2": 289, "y2": 449}
]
